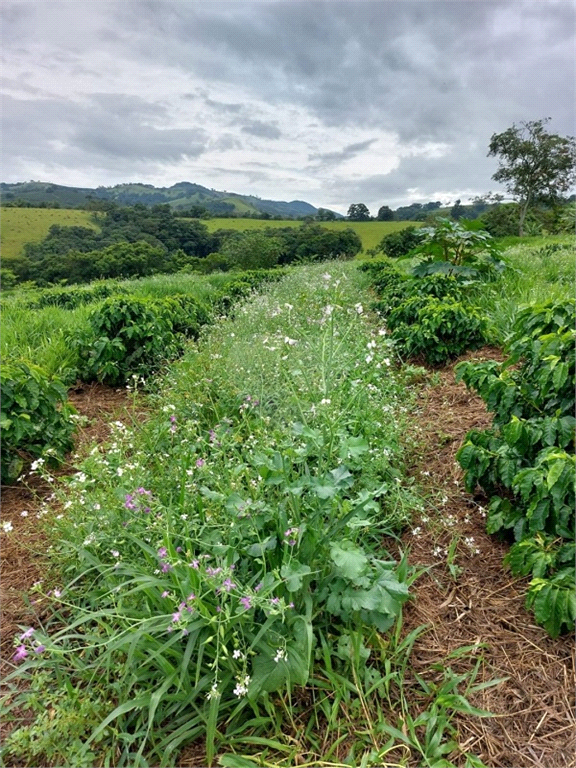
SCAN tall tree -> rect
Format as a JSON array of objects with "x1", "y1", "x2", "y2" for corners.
[
  {"x1": 488, "y1": 118, "x2": 576, "y2": 235},
  {"x1": 376, "y1": 205, "x2": 394, "y2": 221},
  {"x1": 347, "y1": 203, "x2": 371, "y2": 221}
]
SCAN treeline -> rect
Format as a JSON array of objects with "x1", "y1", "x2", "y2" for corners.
[
  {"x1": 347, "y1": 197, "x2": 575, "y2": 236},
  {"x1": 3, "y1": 205, "x2": 362, "y2": 287}
]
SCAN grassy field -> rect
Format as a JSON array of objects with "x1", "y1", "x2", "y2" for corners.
[
  {"x1": 0, "y1": 208, "x2": 100, "y2": 261},
  {"x1": 201, "y1": 217, "x2": 420, "y2": 252}
]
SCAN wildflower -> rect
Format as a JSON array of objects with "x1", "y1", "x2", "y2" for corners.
[
  {"x1": 53, "y1": 589, "x2": 62, "y2": 598},
  {"x1": 322, "y1": 272, "x2": 331, "y2": 280},
  {"x1": 161, "y1": 563, "x2": 172, "y2": 573},
  {"x1": 170, "y1": 415, "x2": 177, "y2": 423},
  {"x1": 158, "y1": 547, "x2": 168, "y2": 558},
  {"x1": 320, "y1": 398, "x2": 331, "y2": 405},
  {"x1": 240, "y1": 596, "x2": 252, "y2": 610},
  {"x1": 383, "y1": 357, "x2": 391, "y2": 366},
  {"x1": 284, "y1": 337, "x2": 298, "y2": 346},
  {"x1": 20, "y1": 510, "x2": 28, "y2": 517},
  {"x1": 172, "y1": 611, "x2": 181, "y2": 623},
  {"x1": 411, "y1": 526, "x2": 422, "y2": 536},
  {"x1": 13, "y1": 645, "x2": 28, "y2": 662},
  {"x1": 116, "y1": 467, "x2": 124, "y2": 477},
  {"x1": 189, "y1": 560, "x2": 199, "y2": 569},
  {"x1": 111, "y1": 550, "x2": 120, "y2": 558},
  {"x1": 270, "y1": 597, "x2": 280, "y2": 605},
  {"x1": 254, "y1": 582, "x2": 263, "y2": 592},
  {"x1": 206, "y1": 682, "x2": 220, "y2": 700},
  {"x1": 30, "y1": 458, "x2": 45, "y2": 471},
  {"x1": 161, "y1": 591, "x2": 170, "y2": 598},
  {"x1": 323, "y1": 305, "x2": 334, "y2": 317},
  {"x1": 19, "y1": 627, "x2": 34, "y2": 640},
  {"x1": 1, "y1": 521, "x2": 14, "y2": 533},
  {"x1": 187, "y1": 593, "x2": 196, "y2": 602},
  {"x1": 34, "y1": 645, "x2": 46, "y2": 654},
  {"x1": 233, "y1": 675, "x2": 251, "y2": 697},
  {"x1": 273, "y1": 648, "x2": 287, "y2": 662},
  {"x1": 196, "y1": 458, "x2": 205, "y2": 468},
  {"x1": 222, "y1": 578, "x2": 236, "y2": 592},
  {"x1": 233, "y1": 649, "x2": 244, "y2": 660},
  {"x1": 355, "y1": 303, "x2": 364, "y2": 314},
  {"x1": 365, "y1": 354, "x2": 373, "y2": 364}
]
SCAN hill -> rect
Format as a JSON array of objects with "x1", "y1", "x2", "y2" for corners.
[
  {"x1": 0, "y1": 208, "x2": 100, "y2": 261},
  {"x1": 0, "y1": 180, "x2": 324, "y2": 219}
]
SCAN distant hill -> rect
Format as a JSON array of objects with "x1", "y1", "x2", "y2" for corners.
[{"x1": 0, "y1": 180, "x2": 330, "y2": 219}]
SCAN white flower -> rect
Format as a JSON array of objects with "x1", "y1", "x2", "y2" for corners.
[
  {"x1": 323, "y1": 305, "x2": 334, "y2": 317},
  {"x1": 273, "y1": 648, "x2": 287, "y2": 662},
  {"x1": 30, "y1": 458, "x2": 45, "y2": 471},
  {"x1": 284, "y1": 303, "x2": 293, "y2": 310},
  {"x1": 1, "y1": 521, "x2": 14, "y2": 533},
  {"x1": 378, "y1": 328, "x2": 388, "y2": 336},
  {"x1": 411, "y1": 526, "x2": 422, "y2": 536},
  {"x1": 20, "y1": 510, "x2": 28, "y2": 517},
  {"x1": 116, "y1": 467, "x2": 124, "y2": 477},
  {"x1": 284, "y1": 337, "x2": 298, "y2": 346},
  {"x1": 355, "y1": 303, "x2": 364, "y2": 314},
  {"x1": 365, "y1": 354, "x2": 373, "y2": 364},
  {"x1": 367, "y1": 340, "x2": 376, "y2": 349},
  {"x1": 206, "y1": 682, "x2": 220, "y2": 700},
  {"x1": 322, "y1": 272, "x2": 331, "y2": 280},
  {"x1": 232, "y1": 649, "x2": 244, "y2": 660},
  {"x1": 383, "y1": 357, "x2": 391, "y2": 367},
  {"x1": 320, "y1": 398, "x2": 331, "y2": 405}
]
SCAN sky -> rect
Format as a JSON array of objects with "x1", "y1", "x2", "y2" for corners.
[{"x1": 2, "y1": 0, "x2": 575, "y2": 214}]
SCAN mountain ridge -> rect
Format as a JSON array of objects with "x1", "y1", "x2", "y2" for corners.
[{"x1": 0, "y1": 180, "x2": 330, "y2": 218}]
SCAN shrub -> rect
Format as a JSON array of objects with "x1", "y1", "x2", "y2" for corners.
[
  {"x1": 75, "y1": 297, "x2": 186, "y2": 386},
  {"x1": 377, "y1": 226, "x2": 423, "y2": 259},
  {"x1": 0, "y1": 361, "x2": 76, "y2": 483},
  {"x1": 389, "y1": 298, "x2": 487, "y2": 365},
  {"x1": 456, "y1": 300, "x2": 576, "y2": 636}
]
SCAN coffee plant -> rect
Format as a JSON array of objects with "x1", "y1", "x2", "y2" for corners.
[
  {"x1": 1, "y1": 361, "x2": 77, "y2": 483},
  {"x1": 456, "y1": 300, "x2": 576, "y2": 636}
]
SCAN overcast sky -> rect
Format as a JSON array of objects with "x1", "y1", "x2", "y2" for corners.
[{"x1": 2, "y1": 0, "x2": 574, "y2": 213}]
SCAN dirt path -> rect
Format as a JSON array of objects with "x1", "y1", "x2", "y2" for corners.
[{"x1": 401, "y1": 349, "x2": 575, "y2": 768}]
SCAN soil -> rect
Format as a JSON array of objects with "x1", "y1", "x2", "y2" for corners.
[
  {"x1": 0, "y1": 383, "x2": 144, "y2": 708},
  {"x1": 399, "y1": 347, "x2": 575, "y2": 768}
]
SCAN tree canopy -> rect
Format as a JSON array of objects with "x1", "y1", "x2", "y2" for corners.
[
  {"x1": 347, "y1": 203, "x2": 371, "y2": 221},
  {"x1": 488, "y1": 118, "x2": 576, "y2": 235}
]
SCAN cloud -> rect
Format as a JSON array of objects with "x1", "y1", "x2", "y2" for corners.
[
  {"x1": 1, "y1": 0, "x2": 574, "y2": 210},
  {"x1": 240, "y1": 120, "x2": 282, "y2": 140}
]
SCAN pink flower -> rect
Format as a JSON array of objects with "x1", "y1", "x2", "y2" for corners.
[
  {"x1": 158, "y1": 547, "x2": 168, "y2": 558},
  {"x1": 19, "y1": 627, "x2": 34, "y2": 640},
  {"x1": 161, "y1": 591, "x2": 170, "y2": 598},
  {"x1": 172, "y1": 611, "x2": 181, "y2": 623},
  {"x1": 34, "y1": 645, "x2": 46, "y2": 654},
  {"x1": 13, "y1": 645, "x2": 27, "y2": 662},
  {"x1": 222, "y1": 578, "x2": 236, "y2": 592},
  {"x1": 240, "y1": 596, "x2": 252, "y2": 610},
  {"x1": 196, "y1": 458, "x2": 205, "y2": 468},
  {"x1": 161, "y1": 563, "x2": 172, "y2": 573}
]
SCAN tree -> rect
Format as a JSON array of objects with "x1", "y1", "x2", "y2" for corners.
[
  {"x1": 316, "y1": 207, "x2": 336, "y2": 221},
  {"x1": 221, "y1": 231, "x2": 283, "y2": 270},
  {"x1": 347, "y1": 203, "x2": 371, "y2": 221},
  {"x1": 488, "y1": 118, "x2": 576, "y2": 236},
  {"x1": 450, "y1": 199, "x2": 465, "y2": 220},
  {"x1": 376, "y1": 205, "x2": 394, "y2": 221}
]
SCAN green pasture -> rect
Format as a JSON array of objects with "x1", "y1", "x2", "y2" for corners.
[
  {"x1": 200, "y1": 217, "x2": 421, "y2": 252},
  {"x1": 0, "y1": 208, "x2": 101, "y2": 261}
]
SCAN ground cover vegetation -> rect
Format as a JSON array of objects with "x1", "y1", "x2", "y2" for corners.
[
  {"x1": 2, "y1": 263, "x2": 496, "y2": 768},
  {"x1": 0, "y1": 269, "x2": 285, "y2": 484},
  {"x1": 1, "y1": 213, "x2": 574, "y2": 766}
]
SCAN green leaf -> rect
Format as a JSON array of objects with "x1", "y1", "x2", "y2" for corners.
[
  {"x1": 280, "y1": 561, "x2": 311, "y2": 591},
  {"x1": 330, "y1": 541, "x2": 369, "y2": 580}
]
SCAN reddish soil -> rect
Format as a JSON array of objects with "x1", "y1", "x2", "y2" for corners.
[
  {"x1": 0, "y1": 383, "x2": 143, "y2": 662},
  {"x1": 399, "y1": 348, "x2": 575, "y2": 768}
]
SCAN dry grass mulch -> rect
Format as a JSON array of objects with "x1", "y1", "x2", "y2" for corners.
[{"x1": 401, "y1": 348, "x2": 575, "y2": 768}]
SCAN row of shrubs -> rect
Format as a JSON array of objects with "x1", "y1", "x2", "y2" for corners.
[
  {"x1": 362, "y1": 258, "x2": 575, "y2": 637},
  {"x1": 456, "y1": 300, "x2": 575, "y2": 637},
  {"x1": 1, "y1": 270, "x2": 285, "y2": 484},
  {"x1": 360, "y1": 262, "x2": 487, "y2": 365}
]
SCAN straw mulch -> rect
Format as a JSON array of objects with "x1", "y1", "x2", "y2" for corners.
[{"x1": 401, "y1": 348, "x2": 575, "y2": 768}]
